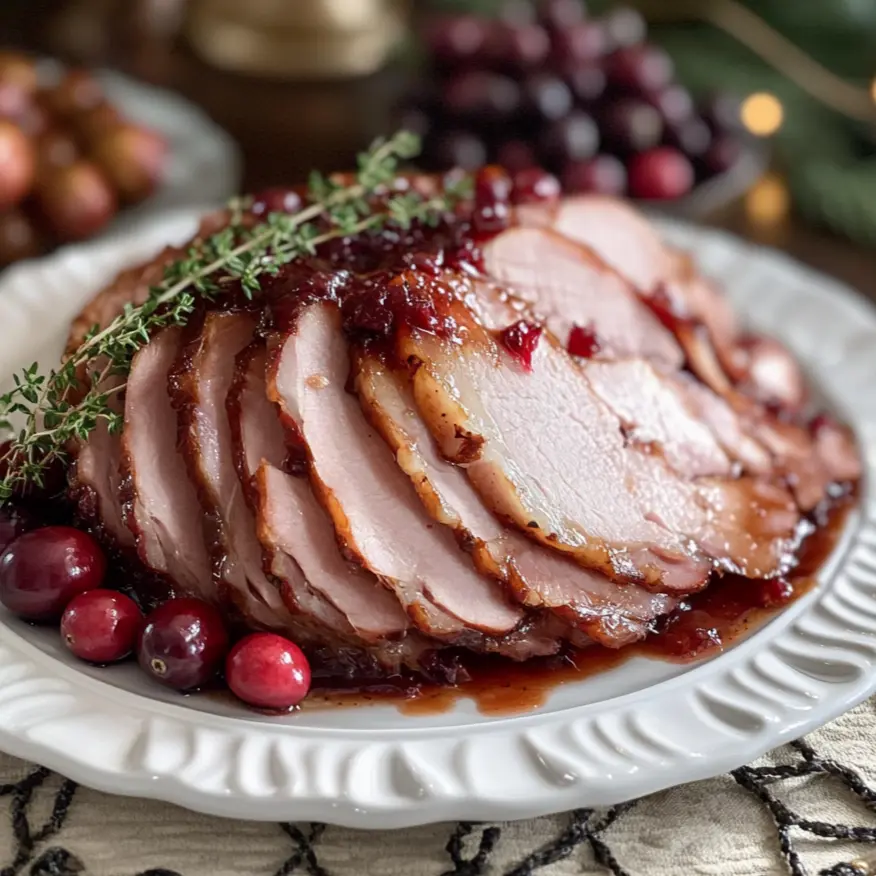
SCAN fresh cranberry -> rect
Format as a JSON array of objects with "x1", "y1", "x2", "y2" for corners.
[
  {"x1": 500, "y1": 320, "x2": 543, "y2": 371},
  {"x1": 562, "y1": 155, "x2": 627, "y2": 196},
  {"x1": 497, "y1": 139, "x2": 537, "y2": 173},
  {"x1": 511, "y1": 167, "x2": 561, "y2": 204},
  {"x1": 628, "y1": 147, "x2": 694, "y2": 200},
  {"x1": 226, "y1": 632, "x2": 312, "y2": 710},
  {"x1": 567, "y1": 323, "x2": 602, "y2": 358},
  {"x1": 0, "y1": 527, "x2": 106, "y2": 621},
  {"x1": 759, "y1": 577, "x2": 794, "y2": 608},
  {"x1": 0, "y1": 503, "x2": 34, "y2": 555},
  {"x1": 565, "y1": 64, "x2": 607, "y2": 106},
  {"x1": 473, "y1": 165, "x2": 512, "y2": 234},
  {"x1": 426, "y1": 15, "x2": 492, "y2": 66},
  {"x1": 491, "y1": 23, "x2": 550, "y2": 70},
  {"x1": 606, "y1": 44, "x2": 674, "y2": 94},
  {"x1": 138, "y1": 598, "x2": 229, "y2": 691},
  {"x1": 61, "y1": 589, "x2": 143, "y2": 663},
  {"x1": 251, "y1": 188, "x2": 303, "y2": 217}
]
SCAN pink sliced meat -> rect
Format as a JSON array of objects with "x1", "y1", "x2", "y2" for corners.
[
  {"x1": 228, "y1": 340, "x2": 412, "y2": 644},
  {"x1": 482, "y1": 224, "x2": 683, "y2": 370},
  {"x1": 119, "y1": 327, "x2": 214, "y2": 600},
  {"x1": 169, "y1": 310, "x2": 299, "y2": 633},
  {"x1": 397, "y1": 273, "x2": 800, "y2": 588},
  {"x1": 266, "y1": 299, "x2": 532, "y2": 646},
  {"x1": 354, "y1": 352, "x2": 676, "y2": 647}
]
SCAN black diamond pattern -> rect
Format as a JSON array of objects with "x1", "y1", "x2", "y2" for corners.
[{"x1": 0, "y1": 736, "x2": 874, "y2": 876}]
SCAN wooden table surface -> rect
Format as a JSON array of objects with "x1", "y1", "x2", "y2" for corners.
[{"x1": 3, "y1": 0, "x2": 875, "y2": 303}]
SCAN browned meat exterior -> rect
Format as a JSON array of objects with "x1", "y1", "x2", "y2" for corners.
[
  {"x1": 267, "y1": 300, "x2": 565, "y2": 658},
  {"x1": 119, "y1": 326, "x2": 214, "y2": 600},
  {"x1": 353, "y1": 351, "x2": 676, "y2": 647},
  {"x1": 60, "y1": 180, "x2": 860, "y2": 683},
  {"x1": 169, "y1": 309, "x2": 302, "y2": 633},
  {"x1": 397, "y1": 272, "x2": 801, "y2": 588}
]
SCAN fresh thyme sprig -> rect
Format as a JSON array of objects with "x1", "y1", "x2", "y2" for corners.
[{"x1": 0, "y1": 131, "x2": 470, "y2": 502}]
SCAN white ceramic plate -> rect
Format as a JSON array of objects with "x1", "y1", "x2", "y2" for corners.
[{"x1": 0, "y1": 210, "x2": 874, "y2": 829}]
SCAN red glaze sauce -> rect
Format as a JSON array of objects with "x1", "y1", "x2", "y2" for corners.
[{"x1": 567, "y1": 322, "x2": 601, "y2": 358}]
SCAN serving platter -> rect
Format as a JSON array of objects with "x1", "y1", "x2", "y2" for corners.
[{"x1": 0, "y1": 208, "x2": 874, "y2": 828}]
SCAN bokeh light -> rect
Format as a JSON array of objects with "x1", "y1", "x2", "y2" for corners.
[{"x1": 741, "y1": 92, "x2": 784, "y2": 137}]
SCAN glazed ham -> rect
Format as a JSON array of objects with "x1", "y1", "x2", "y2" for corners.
[{"x1": 64, "y1": 179, "x2": 859, "y2": 680}]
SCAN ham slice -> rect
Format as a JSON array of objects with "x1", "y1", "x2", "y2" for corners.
[
  {"x1": 353, "y1": 351, "x2": 676, "y2": 647},
  {"x1": 119, "y1": 327, "x2": 214, "y2": 600},
  {"x1": 267, "y1": 299, "x2": 562, "y2": 658}
]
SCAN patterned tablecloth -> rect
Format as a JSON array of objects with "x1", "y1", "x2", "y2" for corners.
[{"x1": 1, "y1": 700, "x2": 875, "y2": 876}]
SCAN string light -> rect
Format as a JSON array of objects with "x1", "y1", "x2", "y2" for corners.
[
  {"x1": 871, "y1": 78, "x2": 876, "y2": 103},
  {"x1": 741, "y1": 92, "x2": 785, "y2": 137},
  {"x1": 745, "y1": 173, "x2": 790, "y2": 229}
]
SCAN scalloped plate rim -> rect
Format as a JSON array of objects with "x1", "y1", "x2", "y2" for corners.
[{"x1": 0, "y1": 208, "x2": 874, "y2": 827}]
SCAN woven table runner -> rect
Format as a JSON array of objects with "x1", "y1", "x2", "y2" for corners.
[{"x1": 1, "y1": 701, "x2": 875, "y2": 876}]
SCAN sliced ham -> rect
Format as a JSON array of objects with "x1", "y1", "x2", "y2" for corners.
[
  {"x1": 353, "y1": 351, "x2": 676, "y2": 647},
  {"x1": 228, "y1": 340, "x2": 413, "y2": 646},
  {"x1": 119, "y1": 327, "x2": 214, "y2": 600},
  {"x1": 397, "y1": 273, "x2": 800, "y2": 588},
  {"x1": 169, "y1": 309, "x2": 300, "y2": 632},
  {"x1": 482, "y1": 225, "x2": 683, "y2": 370},
  {"x1": 267, "y1": 299, "x2": 557, "y2": 656}
]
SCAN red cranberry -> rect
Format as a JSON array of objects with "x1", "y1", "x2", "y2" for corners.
[
  {"x1": 251, "y1": 188, "x2": 303, "y2": 217},
  {"x1": 567, "y1": 323, "x2": 602, "y2": 358},
  {"x1": 538, "y1": 0, "x2": 586, "y2": 31},
  {"x1": 138, "y1": 598, "x2": 229, "y2": 691},
  {"x1": 628, "y1": 147, "x2": 694, "y2": 200},
  {"x1": 601, "y1": 6, "x2": 647, "y2": 50},
  {"x1": 562, "y1": 155, "x2": 627, "y2": 196},
  {"x1": 0, "y1": 526, "x2": 106, "y2": 621},
  {"x1": 61, "y1": 589, "x2": 143, "y2": 664},
  {"x1": 226, "y1": 632, "x2": 312, "y2": 710},
  {"x1": 600, "y1": 99, "x2": 663, "y2": 154},
  {"x1": 497, "y1": 139, "x2": 537, "y2": 173},
  {"x1": 473, "y1": 165, "x2": 512, "y2": 234},
  {"x1": 606, "y1": 44, "x2": 674, "y2": 94},
  {"x1": 511, "y1": 167, "x2": 561, "y2": 204},
  {"x1": 759, "y1": 577, "x2": 794, "y2": 608},
  {"x1": 539, "y1": 112, "x2": 600, "y2": 169},
  {"x1": 501, "y1": 320, "x2": 543, "y2": 371},
  {"x1": 701, "y1": 135, "x2": 743, "y2": 176}
]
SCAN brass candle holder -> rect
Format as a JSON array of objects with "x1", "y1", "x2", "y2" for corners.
[{"x1": 186, "y1": 0, "x2": 407, "y2": 79}]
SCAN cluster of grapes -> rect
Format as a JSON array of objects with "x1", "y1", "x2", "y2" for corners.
[
  {"x1": 0, "y1": 52, "x2": 167, "y2": 267},
  {"x1": 398, "y1": 0, "x2": 746, "y2": 201}
]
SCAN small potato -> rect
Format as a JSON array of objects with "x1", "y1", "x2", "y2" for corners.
[
  {"x1": 91, "y1": 123, "x2": 166, "y2": 203},
  {"x1": 0, "y1": 120, "x2": 36, "y2": 209},
  {"x1": 43, "y1": 69, "x2": 103, "y2": 118},
  {"x1": 36, "y1": 160, "x2": 117, "y2": 241},
  {"x1": 73, "y1": 101, "x2": 121, "y2": 143},
  {"x1": 0, "y1": 52, "x2": 38, "y2": 95},
  {"x1": 35, "y1": 127, "x2": 79, "y2": 174},
  {"x1": 0, "y1": 208, "x2": 42, "y2": 265}
]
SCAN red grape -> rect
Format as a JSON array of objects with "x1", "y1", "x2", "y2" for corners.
[
  {"x1": 522, "y1": 73, "x2": 573, "y2": 123},
  {"x1": 628, "y1": 147, "x2": 694, "y2": 199},
  {"x1": 601, "y1": 6, "x2": 647, "y2": 51},
  {"x1": 648, "y1": 84, "x2": 694, "y2": 124},
  {"x1": 491, "y1": 23, "x2": 550, "y2": 71},
  {"x1": 565, "y1": 64, "x2": 607, "y2": 106},
  {"x1": 61, "y1": 589, "x2": 143, "y2": 664},
  {"x1": 226, "y1": 633, "x2": 312, "y2": 710},
  {"x1": 538, "y1": 0, "x2": 586, "y2": 31},
  {"x1": 562, "y1": 154, "x2": 627, "y2": 196},
  {"x1": 138, "y1": 598, "x2": 229, "y2": 691},
  {"x1": 606, "y1": 44, "x2": 674, "y2": 94},
  {"x1": 666, "y1": 117, "x2": 712, "y2": 159},
  {"x1": 552, "y1": 22, "x2": 607, "y2": 65},
  {"x1": 0, "y1": 504, "x2": 34, "y2": 555},
  {"x1": 539, "y1": 112, "x2": 600, "y2": 169},
  {"x1": 0, "y1": 526, "x2": 107, "y2": 621},
  {"x1": 700, "y1": 92, "x2": 744, "y2": 135},
  {"x1": 701, "y1": 135, "x2": 743, "y2": 175},
  {"x1": 443, "y1": 71, "x2": 521, "y2": 122},
  {"x1": 426, "y1": 15, "x2": 491, "y2": 67},
  {"x1": 600, "y1": 99, "x2": 663, "y2": 154}
]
